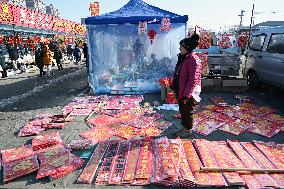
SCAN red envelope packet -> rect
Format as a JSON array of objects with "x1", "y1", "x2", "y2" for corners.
[
  {"x1": 114, "y1": 126, "x2": 138, "y2": 140},
  {"x1": 193, "y1": 118, "x2": 225, "y2": 136},
  {"x1": 80, "y1": 127, "x2": 113, "y2": 143},
  {"x1": 249, "y1": 120, "x2": 282, "y2": 138},
  {"x1": 37, "y1": 144, "x2": 70, "y2": 163},
  {"x1": 32, "y1": 131, "x2": 64, "y2": 151},
  {"x1": 87, "y1": 115, "x2": 121, "y2": 127},
  {"x1": 77, "y1": 141, "x2": 109, "y2": 184},
  {"x1": 3, "y1": 155, "x2": 39, "y2": 183},
  {"x1": 1, "y1": 145, "x2": 35, "y2": 164},
  {"x1": 66, "y1": 139, "x2": 96, "y2": 150},
  {"x1": 70, "y1": 109, "x2": 93, "y2": 115},
  {"x1": 37, "y1": 152, "x2": 83, "y2": 179},
  {"x1": 139, "y1": 126, "x2": 161, "y2": 138}
]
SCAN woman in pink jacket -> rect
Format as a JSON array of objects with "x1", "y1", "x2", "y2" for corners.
[{"x1": 171, "y1": 34, "x2": 201, "y2": 136}]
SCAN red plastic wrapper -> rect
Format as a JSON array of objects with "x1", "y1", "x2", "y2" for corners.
[
  {"x1": 70, "y1": 109, "x2": 93, "y2": 116},
  {"x1": 42, "y1": 123, "x2": 65, "y2": 129},
  {"x1": 18, "y1": 123, "x2": 46, "y2": 137},
  {"x1": 265, "y1": 114, "x2": 284, "y2": 125},
  {"x1": 1, "y1": 145, "x2": 35, "y2": 164},
  {"x1": 166, "y1": 92, "x2": 177, "y2": 104},
  {"x1": 192, "y1": 118, "x2": 225, "y2": 136},
  {"x1": 62, "y1": 105, "x2": 74, "y2": 116},
  {"x1": 134, "y1": 140, "x2": 153, "y2": 185},
  {"x1": 114, "y1": 125, "x2": 138, "y2": 140},
  {"x1": 219, "y1": 34, "x2": 232, "y2": 49},
  {"x1": 95, "y1": 141, "x2": 120, "y2": 185},
  {"x1": 158, "y1": 77, "x2": 173, "y2": 87},
  {"x1": 208, "y1": 141, "x2": 245, "y2": 186},
  {"x1": 249, "y1": 120, "x2": 282, "y2": 138},
  {"x1": 195, "y1": 52, "x2": 208, "y2": 75},
  {"x1": 32, "y1": 131, "x2": 64, "y2": 151},
  {"x1": 77, "y1": 141, "x2": 109, "y2": 184},
  {"x1": 3, "y1": 155, "x2": 39, "y2": 183},
  {"x1": 122, "y1": 140, "x2": 142, "y2": 184},
  {"x1": 66, "y1": 139, "x2": 96, "y2": 150},
  {"x1": 241, "y1": 142, "x2": 284, "y2": 188},
  {"x1": 193, "y1": 139, "x2": 228, "y2": 187},
  {"x1": 87, "y1": 114, "x2": 121, "y2": 127},
  {"x1": 80, "y1": 127, "x2": 113, "y2": 143},
  {"x1": 181, "y1": 140, "x2": 212, "y2": 187},
  {"x1": 228, "y1": 140, "x2": 279, "y2": 188},
  {"x1": 197, "y1": 29, "x2": 211, "y2": 49},
  {"x1": 237, "y1": 32, "x2": 249, "y2": 49},
  {"x1": 108, "y1": 141, "x2": 129, "y2": 185},
  {"x1": 37, "y1": 144, "x2": 70, "y2": 163},
  {"x1": 37, "y1": 152, "x2": 83, "y2": 180}
]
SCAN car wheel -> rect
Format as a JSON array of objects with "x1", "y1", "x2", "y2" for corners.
[{"x1": 247, "y1": 71, "x2": 259, "y2": 89}]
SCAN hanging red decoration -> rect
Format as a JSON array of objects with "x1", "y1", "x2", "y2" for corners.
[
  {"x1": 148, "y1": 29, "x2": 156, "y2": 44},
  {"x1": 0, "y1": 35, "x2": 4, "y2": 43}
]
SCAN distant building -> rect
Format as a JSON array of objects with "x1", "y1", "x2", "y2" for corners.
[
  {"x1": 1, "y1": 0, "x2": 26, "y2": 7},
  {"x1": 46, "y1": 4, "x2": 60, "y2": 17},
  {"x1": 25, "y1": 0, "x2": 46, "y2": 13}
]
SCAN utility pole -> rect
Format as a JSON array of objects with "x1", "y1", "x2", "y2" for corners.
[{"x1": 238, "y1": 10, "x2": 245, "y2": 28}]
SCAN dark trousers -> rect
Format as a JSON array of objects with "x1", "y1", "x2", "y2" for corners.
[
  {"x1": 56, "y1": 59, "x2": 63, "y2": 70},
  {"x1": 178, "y1": 97, "x2": 196, "y2": 130},
  {"x1": 39, "y1": 67, "x2": 44, "y2": 76},
  {"x1": 1, "y1": 68, "x2": 8, "y2": 78}
]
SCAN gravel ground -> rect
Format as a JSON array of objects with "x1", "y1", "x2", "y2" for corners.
[{"x1": 0, "y1": 66, "x2": 283, "y2": 188}]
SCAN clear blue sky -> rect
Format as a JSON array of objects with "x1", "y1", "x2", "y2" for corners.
[{"x1": 45, "y1": 0, "x2": 284, "y2": 30}]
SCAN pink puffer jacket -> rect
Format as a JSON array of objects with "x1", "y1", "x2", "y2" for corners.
[{"x1": 178, "y1": 52, "x2": 202, "y2": 99}]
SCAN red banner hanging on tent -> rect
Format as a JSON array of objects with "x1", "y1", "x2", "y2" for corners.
[
  {"x1": 195, "y1": 26, "x2": 211, "y2": 49},
  {"x1": 90, "y1": 2, "x2": 99, "y2": 16}
]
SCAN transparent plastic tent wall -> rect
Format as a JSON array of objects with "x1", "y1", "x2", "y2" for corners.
[{"x1": 87, "y1": 23, "x2": 186, "y2": 94}]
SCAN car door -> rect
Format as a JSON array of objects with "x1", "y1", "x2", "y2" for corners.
[
  {"x1": 261, "y1": 33, "x2": 284, "y2": 86},
  {"x1": 245, "y1": 34, "x2": 266, "y2": 77}
]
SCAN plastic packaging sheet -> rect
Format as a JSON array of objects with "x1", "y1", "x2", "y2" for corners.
[{"x1": 87, "y1": 23, "x2": 186, "y2": 94}]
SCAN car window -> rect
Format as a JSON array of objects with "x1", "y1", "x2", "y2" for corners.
[
  {"x1": 249, "y1": 34, "x2": 266, "y2": 51},
  {"x1": 267, "y1": 33, "x2": 284, "y2": 54}
]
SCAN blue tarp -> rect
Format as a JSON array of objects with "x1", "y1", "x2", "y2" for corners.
[{"x1": 85, "y1": 0, "x2": 188, "y2": 25}]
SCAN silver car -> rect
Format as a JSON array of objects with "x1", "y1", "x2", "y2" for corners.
[{"x1": 243, "y1": 26, "x2": 284, "y2": 88}]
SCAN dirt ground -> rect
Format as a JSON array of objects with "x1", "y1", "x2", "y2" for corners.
[{"x1": 0, "y1": 65, "x2": 283, "y2": 188}]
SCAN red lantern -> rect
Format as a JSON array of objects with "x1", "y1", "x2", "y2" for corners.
[{"x1": 148, "y1": 29, "x2": 156, "y2": 44}]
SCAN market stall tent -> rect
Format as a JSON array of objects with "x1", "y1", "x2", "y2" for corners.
[{"x1": 85, "y1": 0, "x2": 188, "y2": 94}]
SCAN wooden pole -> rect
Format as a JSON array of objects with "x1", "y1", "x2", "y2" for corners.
[{"x1": 200, "y1": 167, "x2": 284, "y2": 173}]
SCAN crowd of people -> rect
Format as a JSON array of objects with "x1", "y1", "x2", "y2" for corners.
[{"x1": 0, "y1": 42, "x2": 88, "y2": 78}]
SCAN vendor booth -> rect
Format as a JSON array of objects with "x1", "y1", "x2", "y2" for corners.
[{"x1": 85, "y1": 0, "x2": 188, "y2": 94}]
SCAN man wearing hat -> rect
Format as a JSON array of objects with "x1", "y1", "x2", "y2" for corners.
[{"x1": 171, "y1": 34, "x2": 202, "y2": 137}]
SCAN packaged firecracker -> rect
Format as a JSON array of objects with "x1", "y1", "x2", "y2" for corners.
[
  {"x1": 108, "y1": 141, "x2": 129, "y2": 185},
  {"x1": 32, "y1": 131, "x2": 64, "y2": 151},
  {"x1": 133, "y1": 139, "x2": 153, "y2": 185},
  {"x1": 37, "y1": 144, "x2": 70, "y2": 163},
  {"x1": 80, "y1": 127, "x2": 113, "y2": 143},
  {"x1": 95, "y1": 141, "x2": 120, "y2": 185},
  {"x1": 122, "y1": 140, "x2": 142, "y2": 184},
  {"x1": 18, "y1": 124, "x2": 45, "y2": 137},
  {"x1": 1, "y1": 145, "x2": 39, "y2": 183},
  {"x1": 77, "y1": 141, "x2": 109, "y2": 184},
  {"x1": 121, "y1": 95, "x2": 144, "y2": 104},
  {"x1": 114, "y1": 125, "x2": 138, "y2": 140},
  {"x1": 139, "y1": 126, "x2": 161, "y2": 138},
  {"x1": 36, "y1": 152, "x2": 83, "y2": 180},
  {"x1": 66, "y1": 139, "x2": 96, "y2": 150}
]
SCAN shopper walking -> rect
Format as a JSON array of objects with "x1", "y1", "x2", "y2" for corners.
[
  {"x1": 8, "y1": 44, "x2": 20, "y2": 73},
  {"x1": 54, "y1": 46, "x2": 63, "y2": 70},
  {"x1": 171, "y1": 34, "x2": 201, "y2": 137},
  {"x1": 43, "y1": 45, "x2": 53, "y2": 76},
  {"x1": 35, "y1": 44, "x2": 44, "y2": 77},
  {"x1": 83, "y1": 43, "x2": 89, "y2": 73},
  {"x1": 73, "y1": 45, "x2": 81, "y2": 65}
]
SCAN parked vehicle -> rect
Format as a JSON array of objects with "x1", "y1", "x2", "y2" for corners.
[{"x1": 243, "y1": 26, "x2": 284, "y2": 88}]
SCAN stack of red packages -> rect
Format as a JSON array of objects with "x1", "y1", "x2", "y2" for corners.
[
  {"x1": 159, "y1": 77, "x2": 173, "y2": 87},
  {"x1": 70, "y1": 109, "x2": 93, "y2": 116},
  {"x1": 228, "y1": 140, "x2": 279, "y2": 188},
  {"x1": 194, "y1": 139, "x2": 228, "y2": 187},
  {"x1": 207, "y1": 141, "x2": 245, "y2": 186},
  {"x1": 122, "y1": 140, "x2": 142, "y2": 184},
  {"x1": 195, "y1": 52, "x2": 208, "y2": 75},
  {"x1": 153, "y1": 137, "x2": 179, "y2": 186},
  {"x1": 66, "y1": 139, "x2": 96, "y2": 150},
  {"x1": 198, "y1": 29, "x2": 211, "y2": 49},
  {"x1": 139, "y1": 126, "x2": 162, "y2": 138},
  {"x1": 36, "y1": 151, "x2": 83, "y2": 180},
  {"x1": 77, "y1": 141, "x2": 109, "y2": 184},
  {"x1": 192, "y1": 118, "x2": 225, "y2": 136},
  {"x1": 133, "y1": 140, "x2": 153, "y2": 185},
  {"x1": 95, "y1": 141, "x2": 120, "y2": 185},
  {"x1": 36, "y1": 144, "x2": 70, "y2": 163},
  {"x1": 87, "y1": 114, "x2": 121, "y2": 127},
  {"x1": 18, "y1": 123, "x2": 45, "y2": 137},
  {"x1": 181, "y1": 140, "x2": 212, "y2": 187},
  {"x1": 108, "y1": 141, "x2": 129, "y2": 185},
  {"x1": 1, "y1": 145, "x2": 39, "y2": 183},
  {"x1": 32, "y1": 131, "x2": 64, "y2": 151},
  {"x1": 114, "y1": 125, "x2": 138, "y2": 140},
  {"x1": 121, "y1": 95, "x2": 144, "y2": 104},
  {"x1": 241, "y1": 142, "x2": 284, "y2": 188},
  {"x1": 248, "y1": 119, "x2": 282, "y2": 138}
]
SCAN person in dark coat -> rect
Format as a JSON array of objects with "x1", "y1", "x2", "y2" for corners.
[
  {"x1": 35, "y1": 44, "x2": 44, "y2": 77},
  {"x1": 66, "y1": 45, "x2": 74, "y2": 61},
  {"x1": 73, "y1": 45, "x2": 81, "y2": 64},
  {"x1": 8, "y1": 44, "x2": 20, "y2": 71},
  {"x1": 0, "y1": 49, "x2": 8, "y2": 78},
  {"x1": 83, "y1": 43, "x2": 89, "y2": 72},
  {"x1": 53, "y1": 46, "x2": 63, "y2": 70}
]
